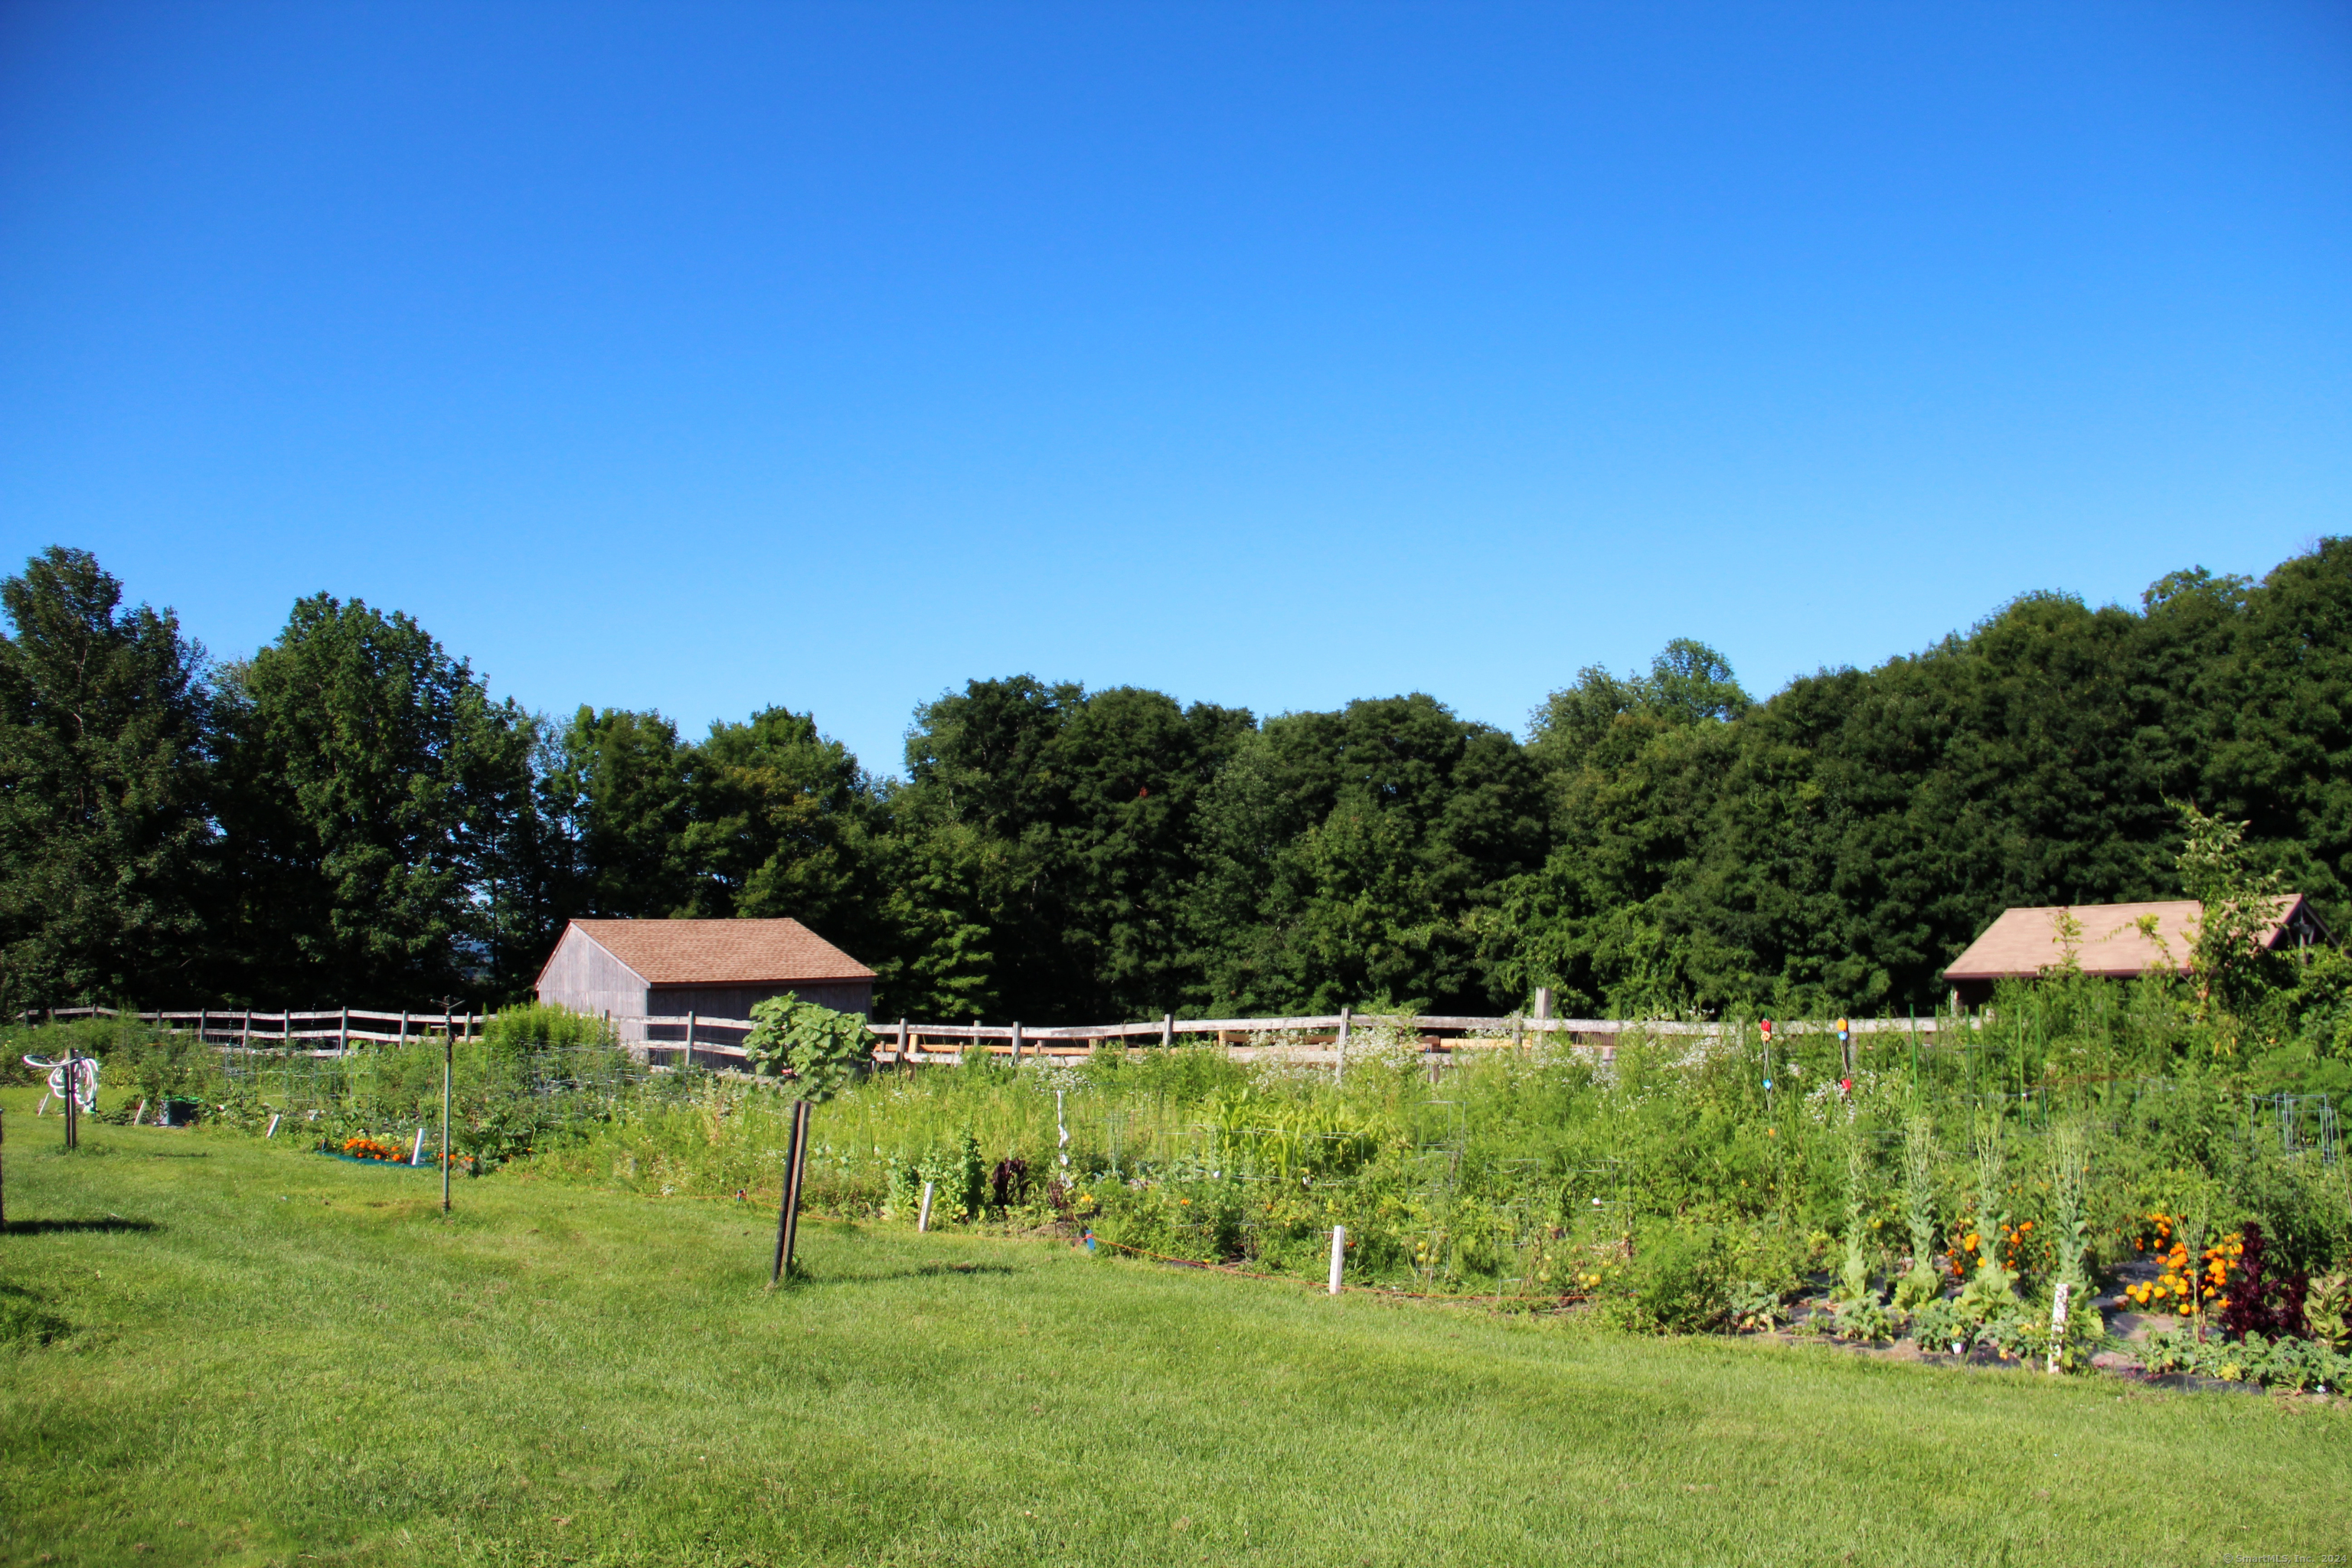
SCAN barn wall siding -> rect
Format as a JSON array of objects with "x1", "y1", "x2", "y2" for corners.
[
  {"x1": 642, "y1": 982, "x2": 874, "y2": 1038},
  {"x1": 533, "y1": 929, "x2": 651, "y2": 1040}
]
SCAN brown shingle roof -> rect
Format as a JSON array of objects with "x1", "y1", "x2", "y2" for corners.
[
  {"x1": 1942, "y1": 896, "x2": 2314, "y2": 982},
  {"x1": 566, "y1": 919, "x2": 874, "y2": 985}
]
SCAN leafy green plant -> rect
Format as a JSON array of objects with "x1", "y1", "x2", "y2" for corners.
[
  {"x1": 2047, "y1": 1120, "x2": 2091, "y2": 1289},
  {"x1": 1728, "y1": 1280, "x2": 1784, "y2": 1331},
  {"x1": 2305, "y1": 1273, "x2": 2351, "y2": 1351},
  {"x1": 1599, "y1": 1223, "x2": 1734, "y2": 1334},
  {"x1": 1828, "y1": 1131, "x2": 1886, "y2": 1327},
  {"x1": 1895, "y1": 1113, "x2": 1942, "y2": 1308},
  {"x1": 1909, "y1": 1297, "x2": 1965, "y2": 1353},
  {"x1": 742, "y1": 992, "x2": 871, "y2": 1102},
  {"x1": 1833, "y1": 1295, "x2": 1900, "y2": 1342},
  {"x1": 1955, "y1": 1119, "x2": 2020, "y2": 1325},
  {"x1": 480, "y1": 1003, "x2": 616, "y2": 1057}
]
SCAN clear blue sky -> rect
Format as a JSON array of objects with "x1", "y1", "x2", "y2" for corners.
[{"x1": 4, "y1": 2, "x2": 2347, "y2": 776}]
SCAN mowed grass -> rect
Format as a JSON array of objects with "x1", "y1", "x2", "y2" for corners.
[{"x1": 0, "y1": 1089, "x2": 2343, "y2": 1568}]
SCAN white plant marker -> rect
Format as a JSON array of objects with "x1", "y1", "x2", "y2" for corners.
[
  {"x1": 1056, "y1": 1089, "x2": 1070, "y2": 1170},
  {"x1": 1329, "y1": 1226, "x2": 1348, "y2": 1295},
  {"x1": 265, "y1": 1112, "x2": 281, "y2": 1139},
  {"x1": 918, "y1": 1180, "x2": 936, "y2": 1233},
  {"x1": 409, "y1": 1125, "x2": 427, "y2": 1167},
  {"x1": 2047, "y1": 1281, "x2": 2072, "y2": 1374},
  {"x1": 34, "y1": 1093, "x2": 49, "y2": 1116}
]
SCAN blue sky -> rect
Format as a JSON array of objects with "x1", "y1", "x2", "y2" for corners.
[{"x1": 3, "y1": 2, "x2": 2347, "y2": 776}]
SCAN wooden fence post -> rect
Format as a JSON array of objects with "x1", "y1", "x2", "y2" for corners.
[
  {"x1": 441, "y1": 1031, "x2": 454, "y2": 1214},
  {"x1": 1160, "y1": 1013, "x2": 1172, "y2": 1050},
  {"x1": 1010, "y1": 1021, "x2": 1024, "y2": 1065},
  {"x1": 240, "y1": 1008, "x2": 251, "y2": 1050},
  {"x1": 398, "y1": 1010, "x2": 409, "y2": 1048},
  {"x1": 770, "y1": 1098, "x2": 812, "y2": 1285},
  {"x1": 338, "y1": 1007, "x2": 349, "y2": 1054},
  {"x1": 684, "y1": 1010, "x2": 696, "y2": 1072},
  {"x1": 1337, "y1": 1006, "x2": 1351, "y2": 1086}
]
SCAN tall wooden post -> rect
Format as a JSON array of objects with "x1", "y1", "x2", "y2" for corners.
[
  {"x1": 1010, "y1": 1021, "x2": 1024, "y2": 1065},
  {"x1": 441, "y1": 1031, "x2": 454, "y2": 1214},
  {"x1": 1336, "y1": 1006, "x2": 1351, "y2": 1087},
  {"x1": 770, "y1": 1098, "x2": 813, "y2": 1285},
  {"x1": 1160, "y1": 1012, "x2": 1172, "y2": 1050},
  {"x1": 398, "y1": 1010, "x2": 409, "y2": 1048},
  {"x1": 684, "y1": 1010, "x2": 696, "y2": 1072},
  {"x1": 338, "y1": 1007, "x2": 349, "y2": 1054},
  {"x1": 240, "y1": 1008, "x2": 251, "y2": 1050}
]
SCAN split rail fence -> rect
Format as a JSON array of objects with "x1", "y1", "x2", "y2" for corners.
[
  {"x1": 19, "y1": 1005, "x2": 485, "y2": 1051},
  {"x1": 15, "y1": 1003, "x2": 1968, "y2": 1074}
]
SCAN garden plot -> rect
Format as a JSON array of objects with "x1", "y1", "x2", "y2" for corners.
[{"x1": 2, "y1": 1099, "x2": 2347, "y2": 1568}]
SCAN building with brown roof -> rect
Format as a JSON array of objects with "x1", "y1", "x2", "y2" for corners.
[
  {"x1": 1941, "y1": 896, "x2": 2330, "y2": 1004},
  {"x1": 534, "y1": 919, "x2": 875, "y2": 1044}
]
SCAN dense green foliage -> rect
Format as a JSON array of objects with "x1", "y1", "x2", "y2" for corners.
[
  {"x1": 6, "y1": 542, "x2": 2352, "y2": 1019},
  {"x1": 8, "y1": 1110, "x2": 2347, "y2": 1566},
  {"x1": 0, "y1": 548, "x2": 211, "y2": 1005},
  {"x1": 741, "y1": 991, "x2": 872, "y2": 1099},
  {"x1": 484, "y1": 968, "x2": 2350, "y2": 1356}
]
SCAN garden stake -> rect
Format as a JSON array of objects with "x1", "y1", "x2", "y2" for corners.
[
  {"x1": 769, "y1": 1098, "x2": 812, "y2": 1286},
  {"x1": 409, "y1": 1125, "x2": 426, "y2": 1167},
  {"x1": 1328, "y1": 1225, "x2": 1347, "y2": 1295},
  {"x1": 62, "y1": 1047, "x2": 77, "y2": 1151},
  {"x1": 918, "y1": 1181, "x2": 934, "y2": 1232},
  {"x1": 2047, "y1": 1282, "x2": 2071, "y2": 1374},
  {"x1": 264, "y1": 1112, "x2": 279, "y2": 1138}
]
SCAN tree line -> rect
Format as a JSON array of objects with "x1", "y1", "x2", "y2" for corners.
[{"x1": 3, "y1": 542, "x2": 2345, "y2": 1021}]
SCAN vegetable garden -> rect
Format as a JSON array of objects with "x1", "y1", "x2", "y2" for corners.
[{"x1": 11, "y1": 965, "x2": 2350, "y2": 1394}]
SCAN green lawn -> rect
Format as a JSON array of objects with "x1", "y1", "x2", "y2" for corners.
[{"x1": 0, "y1": 1088, "x2": 2343, "y2": 1567}]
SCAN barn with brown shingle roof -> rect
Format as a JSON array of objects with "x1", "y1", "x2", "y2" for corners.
[
  {"x1": 1941, "y1": 896, "x2": 2330, "y2": 1004},
  {"x1": 534, "y1": 919, "x2": 875, "y2": 1044}
]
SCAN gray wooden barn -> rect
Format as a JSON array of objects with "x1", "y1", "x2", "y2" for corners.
[{"x1": 534, "y1": 918, "x2": 876, "y2": 1048}]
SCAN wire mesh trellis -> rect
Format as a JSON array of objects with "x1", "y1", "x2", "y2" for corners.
[{"x1": 2252, "y1": 1093, "x2": 2341, "y2": 1166}]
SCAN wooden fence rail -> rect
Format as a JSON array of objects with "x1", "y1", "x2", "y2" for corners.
[
  {"x1": 20, "y1": 1002, "x2": 1974, "y2": 1070},
  {"x1": 19, "y1": 1004, "x2": 487, "y2": 1053}
]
